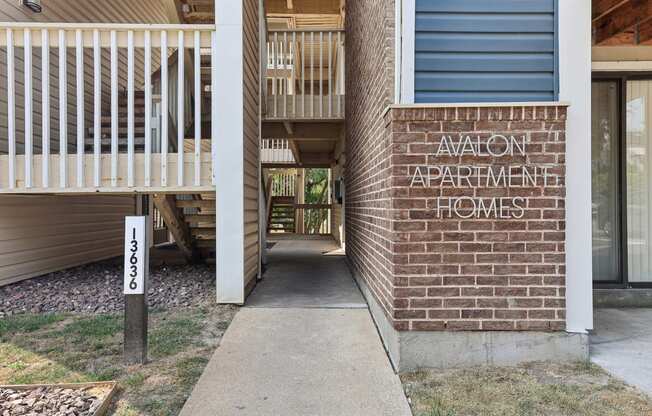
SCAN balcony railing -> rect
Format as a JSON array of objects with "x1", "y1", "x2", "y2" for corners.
[
  {"x1": 261, "y1": 139, "x2": 295, "y2": 164},
  {"x1": 0, "y1": 23, "x2": 215, "y2": 193},
  {"x1": 264, "y1": 29, "x2": 345, "y2": 120}
]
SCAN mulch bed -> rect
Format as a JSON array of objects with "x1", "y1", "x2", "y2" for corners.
[
  {"x1": 0, "y1": 261, "x2": 216, "y2": 317},
  {"x1": 0, "y1": 385, "x2": 111, "y2": 416}
]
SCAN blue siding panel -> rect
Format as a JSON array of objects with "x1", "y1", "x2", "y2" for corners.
[
  {"x1": 414, "y1": 0, "x2": 558, "y2": 103},
  {"x1": 416, "y1": 13, "x2": 554, "y2": 33},
  {"x1": 416, "y1": 72, "x2": 555, "y2": 92},
  {"x1": 416, "y1": 0, "x2": 555, "y2": 13},
  {"x1": 415, "y1": 52, "x2": 555, "y2": 73}
]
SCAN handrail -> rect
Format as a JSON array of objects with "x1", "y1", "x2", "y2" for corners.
[
  {"x1": 0, "y1": 22, "x2": 215, "y2": 30},
  {"x1": 268, "y1": 28, "x2": 345, "y2": 33}
]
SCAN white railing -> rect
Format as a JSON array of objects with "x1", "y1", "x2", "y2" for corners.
[
  {"x1": 0, "y1": 23, "x2": 215, "y2": 193},
  {"x1": 261, "y1": 139, "x2": 295, "y2": 164},
  {"x1": 265, "y1": 29, "x2": 345, "y2": 120}
]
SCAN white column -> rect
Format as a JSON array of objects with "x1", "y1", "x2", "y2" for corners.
[
  {"x1": 559, "y1": 0, "x2": 593, "y2": 333},
  {"x1": 215, "y1": 0, "x2": 245, "y2": 303}
]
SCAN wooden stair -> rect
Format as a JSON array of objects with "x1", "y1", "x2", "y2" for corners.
[
  {"x1": 85, "y1": 91, "x2": 149, "y2": 152},
  {"x1": 153, "y1": 192, "x2": 216, "y2": 262},
  {"x1": 267, "y1": 196, "x2": 296, "y2": 234}
]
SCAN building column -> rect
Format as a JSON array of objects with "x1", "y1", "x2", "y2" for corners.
[
  {"x1": 214, "y1": 0, "x2": 245, "y2": 303},
  {"x1": 559, "y1": 0, "x2": 593, "y2": 333}
]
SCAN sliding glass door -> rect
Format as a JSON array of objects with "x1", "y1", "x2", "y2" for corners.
[
  {"x1": 592, "y1": 81, "x2": 621, "y2": 283},
  {"x1": 592, "y1": 75, "x2": 652, "y2": 286},
  {"x1": 626, "y1": 80, "x2": 652, "y2": 284}
]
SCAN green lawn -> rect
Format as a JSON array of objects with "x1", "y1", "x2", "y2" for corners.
[
  {"x1": 401, "y1": 361, "x2": 652, "y2": 416},
  {"x1": 0, "y1": 305, "x2": 238, "y2": 416}
]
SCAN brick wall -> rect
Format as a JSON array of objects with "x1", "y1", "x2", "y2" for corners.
[
  {"x1": 345, "y1": 2, "x2": 567, "y2": 333},
  {"x1": 387, "y1": 105, "x2": 568, "y2": 331},
  {"x1": 345, "y1": 0, "x2": 397, "y2": 322}
]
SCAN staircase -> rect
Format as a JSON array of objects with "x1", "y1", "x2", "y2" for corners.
[
  {"x1": 267, "y1": 196, "x2": 296, "y2": 234},
  {"x1": 85, "y1": 90, "x2": 154, "y2": 152},
  {"x1": 153, "y1": 192, "x2": 216, "y2": 263}
]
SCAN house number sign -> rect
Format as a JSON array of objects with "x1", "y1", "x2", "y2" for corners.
[{"x1": 123, "y1": 216, "x2": 148, "y2": 295}]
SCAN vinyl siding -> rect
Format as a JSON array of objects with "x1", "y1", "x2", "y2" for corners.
[
  {"x1": 0, "y1": 194, "x2": 135, "y2": 286},
  {"x1": 414, "y1": 0, "x2": 558, "y2": 103},
  {"x1": 243, "y1": 0, "x2": 260, "y2": 292}
]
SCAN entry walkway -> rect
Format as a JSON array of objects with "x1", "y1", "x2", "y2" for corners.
[
  {"x1": 180, "y1": 238, "x2": 412, "y2": 416},
  {"x1": 591, "y1": 308, "x2": 652, "y2": 396}
]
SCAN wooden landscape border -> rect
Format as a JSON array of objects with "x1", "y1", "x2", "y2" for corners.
[{"x1": 0, "y1": 381, "x2": 117, "y2": 416}]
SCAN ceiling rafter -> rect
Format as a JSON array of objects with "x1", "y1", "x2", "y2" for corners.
[{"x1": 593, "y1": 0, "x2": 652, "y2": 45}]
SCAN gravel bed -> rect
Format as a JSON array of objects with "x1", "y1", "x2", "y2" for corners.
[
  {"x1": 0, "y1": 386, "x2": 104, "y2": 416},
  {"x1": 0, "y1": 261, "x2": 216, "y2": 316}
]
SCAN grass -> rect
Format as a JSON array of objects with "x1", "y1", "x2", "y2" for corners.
[
  {"x1": 0, "y1": 305, "x2": 238, "y2": 415},
  {"x1": 401, "y1": 361, "x2": 652, "y2": 416}
]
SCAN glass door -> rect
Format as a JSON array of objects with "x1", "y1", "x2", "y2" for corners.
[
  {"x1": 591, "y1": 81, "x2": 621, "y2": 283},
  {"x1": 626, "y1": 80, "x2": 652, "y2": 284}
]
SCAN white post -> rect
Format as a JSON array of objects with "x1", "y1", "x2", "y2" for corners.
[
  {"x1": 161, "y1": 30, "x2": 169, "y2": 187},
  {"x1": 41, "y1": 29, "x2": 50, "y2": 188},
  {"x1": 215, "y1": 0, "x2": 245, "y2": 303},
  {"x1": 560, "y1": 0, "x2": 593, "y2": 333},
  {"x1": 7, "y1": 29, "x2": 15, "y2": 189},
  {"x1": 58, "y1": 29, "x2": 67, "y2": 188},
  {"x1": 110, "y1": 30, "x2": 118, "y2": 187},
  {"x1": 177, "y1": 30, "x2": 184, "y2": 186},
  {"x1": 144, "y1": 30, "x2": 152, "y2": 187},
  {"x1": 24, "y1": 29, "x2": 32, "y2": 188},
  {"x1": 93, "y1": 29, "x2": 101, "y2": 188},
  {"x1": 127, "y1": 30, "x2": 135, "y2": 187},
  {"x1": 75, "y1": 29, "x2": 84, "y2": 188},
  {"x1": 194, "y1": 30, "x2": 201, "y2": 186}
]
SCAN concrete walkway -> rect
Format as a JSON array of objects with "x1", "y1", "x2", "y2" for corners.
[
  {"x1": 591, "y1": 308, "x2": 652, "y2": 396},
  {"x1": 181, "y1": 238, "x2": 412, "y2": 416}
]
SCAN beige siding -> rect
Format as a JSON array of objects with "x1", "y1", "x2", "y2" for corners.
[
  {"x1": 0, "y1": 0, "x2": 174, "y2": 154},
  {"x1": 243, "y1": 0, "x2": 260, "y2": 291},
  {"x1": 0, "y1": 194, "x2": 135, "y2": 286}
]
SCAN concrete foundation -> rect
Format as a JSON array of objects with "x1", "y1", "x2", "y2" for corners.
[
  {"x1": 351, "y1": 266, "x2": 589, "y2": 372},
  {"x1": 594, "y1": 289, "x2": 652, "y2": 308}
]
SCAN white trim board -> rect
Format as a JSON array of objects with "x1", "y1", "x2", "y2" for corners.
[
  {"x1": 559, "y1": 0, "x2": 593, "y2": 334},
  {"x1": 399, "y1": 0, "x2": 415, "y2": 104}
]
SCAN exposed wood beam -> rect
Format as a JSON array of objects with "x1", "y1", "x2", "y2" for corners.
[
  {"x1": 593, "y1": 0, "x2": 629, "y2": 21},
  {"x1": 288, "y1": 139, "x2": 302, "y2": 165},
  {"x1": 593, "y1": 0, "x2": 652, "y2": 44},
  {"x1": 153, "y1": 194, "x2": 196, "y2": 261},
  {"x1": 287, "y1": 0, "x2": 294, "y2": 9}
]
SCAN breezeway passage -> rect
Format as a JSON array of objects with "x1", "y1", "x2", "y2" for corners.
[{"x1": 180, "y1": 238, "x2": 412, "y2": 416}]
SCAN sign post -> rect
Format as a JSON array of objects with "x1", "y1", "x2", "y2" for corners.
[{"x1": 123, "y1": 216, "x2": 149, "y2": 364}]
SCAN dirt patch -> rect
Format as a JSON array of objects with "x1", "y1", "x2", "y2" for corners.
[
  {"x1": 0, "y1": 261, "x2": 216, "y2": 316},
  {"x1": 401, "y1": 361, "x2": 652, "y2": 416}
]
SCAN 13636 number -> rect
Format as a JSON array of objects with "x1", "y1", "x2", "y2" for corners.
[{"x1": 129, "y1": 228, "x2": 138, "y2": 290}]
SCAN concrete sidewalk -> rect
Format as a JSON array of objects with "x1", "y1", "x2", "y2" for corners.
[
  {"x1": 591, "y1": 308, "x2": 652, "y2": 396},
  {"x1": 180, "y1": 239, "x2": 412, "y2": 416}
]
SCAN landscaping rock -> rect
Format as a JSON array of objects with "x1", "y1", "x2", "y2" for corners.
[
  {"x1": 0, "y1": 387, "x2": 102, "y2": 416},
  {"x1": 0, "y1": 261, "x2": 216, "y2": 317}
]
